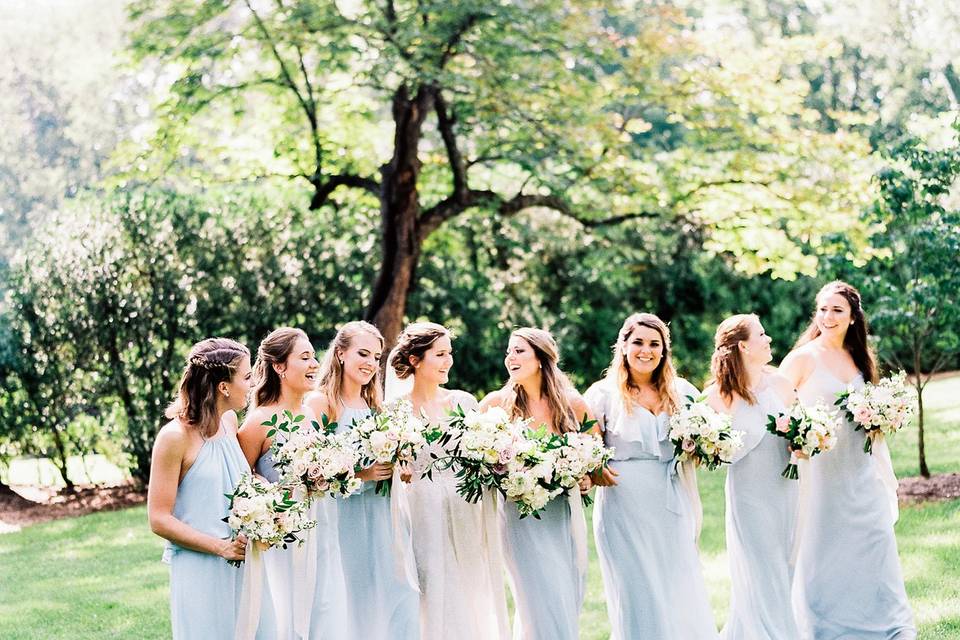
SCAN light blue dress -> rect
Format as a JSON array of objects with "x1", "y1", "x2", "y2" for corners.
[
  {"x1": 722, "y1": 385, "x2": 800, "y2": 640},
  {"x1": 794, "y1": 363, "x2": 915, "y2": 639},
  {"x1": 164, "y1": 424, "x2": 249, "y2": 640},
  {"x1": 501, "y1": 492, "x2": 584, "y2": 640},
  {"x1": 254, "y1": 446, "x2": 350, "y2": 639},
  {"x1": 585, "y1": 378, "x2": 718, "y2": 640},
  {"x1": 335, "y1": 406, "x2": 420, "y2": 639}
]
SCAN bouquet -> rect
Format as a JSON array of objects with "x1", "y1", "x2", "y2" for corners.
[
  {"x1": 223, "y1": 472, "x2": 316, "y2": 565},
  {"x1": 348, "y1": 399, "x2": 432, "y2": 496},
  {"x1": 668, "y1": 397, "x2": 743, "y2": 470},
  {"x1": 265, "y1": 410, "x2": 363, "y2": 499},
  {"x1": 503, "y1": 419, "x2": 615, "y2": 519},
  {"x1": 835, "y1": 372, "x2": 917, "y2": 453},
  {"x1": 765, "y1": 403, "x2": 840, "y2": 479},
  {"x1": 430, "y1": 405, "x2": 531, "y2": 504}
]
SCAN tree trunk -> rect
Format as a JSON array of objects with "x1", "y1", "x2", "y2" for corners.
[
  {"x1": 49, "y1": 427, "x2": 76, "y2": 493},
  {"x1": 945, "y1": 63, "x2": 960, "y2": 107},
  {"x1": 364, "y1": 85, "x2": 434, "y2": 350},
  {"x1": 916, "y1": 376, "x2": 930, "y2": 478}
]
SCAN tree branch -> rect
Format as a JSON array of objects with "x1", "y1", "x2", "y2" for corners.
[
  {"x1": 310, "y1": 173, "x2": 381, "y2": 209},
  {"x1": 434, "y1": 88, "x2": 467, "y2": 199}
]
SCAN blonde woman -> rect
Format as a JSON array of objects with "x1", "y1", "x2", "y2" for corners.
[
  {"x1": 584, "y1": 313, "x2": 717, "y2": 640},
  {"x1": 305, "y1": 321, "x2": 420, "y2": 639},
  {"x1": 480, "y1": 327, "x2": 594, "y2": 640},
  {"x1": 238, "y1": 328, "x2": 348, "y2": 639},
  {"x1": 388, "y1": 322, "x2": 509, "y2": 639}
]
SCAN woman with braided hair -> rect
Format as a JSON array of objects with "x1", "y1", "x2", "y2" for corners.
[
  {"x1": 148, "y1": 337, "x2": 254, "y2": 640},
  {"x1": 703, "y1": 314, "x2": 800, "y2": 639}
]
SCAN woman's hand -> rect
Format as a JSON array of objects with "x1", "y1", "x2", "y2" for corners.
[
  {"x1": 357, "y1": 462, "x2": 394, "y2": 482},
  {"x1": 590, "y1": 466, "x2": 619, "y2": 487},
  {"x1": 217, "y1": 536, "x2": 247, "y2": 562},
  {"x1": 790, "y1": 446, "x2": 810, "y2": 460},
  {"x1": 578, "y1": 475, "x2": 593, "y2": 495}
]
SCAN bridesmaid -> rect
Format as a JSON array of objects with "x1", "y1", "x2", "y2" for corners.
[
  {"x1": 704, "y1": 314, "x2": 800, "y2": 640},
  {"x1": 480, "y1": 327, "x2": 594, "y2": 640},
  {"x1": 305, "y1": 320, "x2": 420, "y2": 639},
  {"x1": 388, "y1": 322, "x2": 509, "y2": 640},
  {"x1": 148, "y1": 338, "x2": 253, "y2": 640},
  {"x1": 780, "y1": 281, "x2": 915, "y2": 639},
  {"x1": 583, "y1": 313, "x2": 717, "y2": 640},
  {"x1": 238, "y1": 327, "x2": 349, "y2": 639}
]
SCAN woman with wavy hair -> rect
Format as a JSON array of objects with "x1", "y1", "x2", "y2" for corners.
[
  {"x1": 704, "y1": 314, "x2": 800, "y2": 639},
  {"x1": 583, "y1": 313, "x2": 716, "y2": 640},
  {"x1": 238, "y1": 327, "x2": 349, "y2": 639},
  {"x1": 480, "y1": 327, "x2": 595, "y2": 640},
  {"x1": 780, "y1": 282, "x2": 914, "y2": 639},
  {"x1": 305, "y1": 321, "x2": 420, "y2": 639},
  {"x1": 148, "y1": 338, "x2": 253, "y2": 639},
  {"x1": 387, "y1": 322, "x2": 509, "y2": 639}
]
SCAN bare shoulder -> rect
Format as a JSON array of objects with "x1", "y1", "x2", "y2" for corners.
[
  {"x1": 565, "y1": 389, "x2": 590, "y2": 415},
  {"x1": 221, "y1": 410, "x2": 239, "y2": 434},
  {"x1": 446, "y1": 389, "x2": 479, "y2": 411},
  {"x1": 154, "y1": 419, "x2": 190, "y2": 454},
  {"x1": 767, "y1": 372, "x2": 797, "y2": 405},
  {"x1": 479, "y1": 388, "x2": 509, "y2": 410},
  {"x1": 304, "y1": 391, "x2": 333, "y2": 421},
  {"x1": 702, "y1": 384, "x2": 730, "y2": 414},
  {"x1": 779, "y1": 345, "x2": 817, "y2": 386},
  {"x1": 240, "y1": 406, "x2": 277, "y2": 433}
]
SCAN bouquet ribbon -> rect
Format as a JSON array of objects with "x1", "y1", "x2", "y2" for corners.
[
  {"x1": 568, "y1": 491, "x2": 588, "y2": 579},
  {"x1": 291, "y1": 497, "x2": 320, "y2": 638},
  {"x1": 234, "y1": 541, "x2": 264, "y2": 640},
  {"x1": 389, "y1": 466, "x2": 421, "y2": 593}
]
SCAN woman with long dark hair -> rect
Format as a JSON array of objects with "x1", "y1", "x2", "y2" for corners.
[{"x1": 780, "y1": 281, "x2": 914, "y2": 639}]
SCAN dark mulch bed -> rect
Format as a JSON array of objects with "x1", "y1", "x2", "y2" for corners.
[
  {"x1": 0, "y1": 482, "x2": 146, "y2": 532},
  {"x1": 898, "y1": 473, "x2": 960, "y2": 503}
]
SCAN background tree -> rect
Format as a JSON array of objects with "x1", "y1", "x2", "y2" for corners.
[
  {"x1": 127, "y1": 0, "x2": 875, "y2": 347},
  {"x1": 853, "y1": 132, "x2": 960, "y2": 478}
]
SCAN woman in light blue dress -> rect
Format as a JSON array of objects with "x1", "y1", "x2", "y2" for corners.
[
  {"x1": 239, "y1": 327, "x2": 349, "y2": 639},
  {"x1": 148, "y1": 338, "x2": 254, "y2": 639},
  {"x1": 780, "y1": 282, "x2": 915, "y2": 640},
  {"x1": 306, "y1": 321, "x2": 420, "y2": 639},
  {"x1": 584, "y1": 313, "x2": 717, "y2": 640},
  {"x1": 704, "y1": 314, "x2": 800, "y2": 640},
  {"x1": 480, "y1": 327, "x2": 596, "y2": 640}
]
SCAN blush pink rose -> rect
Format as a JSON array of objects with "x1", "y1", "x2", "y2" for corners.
[
  {"x1": 775, "y1": 415, "x2": 791, "y2": 433},
  {"x1": 682, "y1": 438, "x2": 696, "y2": 453}
]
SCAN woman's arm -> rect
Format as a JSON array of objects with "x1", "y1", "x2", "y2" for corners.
[{"x1": 147, "y1": 425, "x2": 245, "y2": 561}]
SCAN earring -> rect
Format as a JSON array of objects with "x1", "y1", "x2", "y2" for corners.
[
  {"x1": 280, "y1": 372, "x2": 286, "y2": 379},
  {"x1": 224, "y1": 391, "x2": 230, "y2": 398},
  {"x1": 339, "y1": 360, "x2": 344, "y2": 366}
]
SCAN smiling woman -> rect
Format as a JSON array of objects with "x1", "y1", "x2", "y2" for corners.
[{"x1": 237, "y1": 327, "x2": 349, "y2": 639}]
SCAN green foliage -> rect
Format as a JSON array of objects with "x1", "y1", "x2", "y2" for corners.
[{"x1": 857, "y1": 133, "x2": 960, "y2": 376}]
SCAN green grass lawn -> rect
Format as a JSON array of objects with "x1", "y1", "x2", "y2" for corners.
[{"x1": 2, "y1": 375, "x2": 958, "y2": 639}]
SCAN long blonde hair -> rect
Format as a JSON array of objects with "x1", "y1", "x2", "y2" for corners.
[
  {"x1": 503, "y1": 327, "x2": 578, "y2": 434},
  {"x1": 605, "y1": 313, "x2": 681, "y2": 415},
  {"x1": 317, "y1": 321, "x2": 384, "y2": 421},
  {"x1": 166, "y1": 338, "x2": 249, "y2": 437},
  {"x1": 711, "y1": 314, "x2": 757, "y2": 405}
]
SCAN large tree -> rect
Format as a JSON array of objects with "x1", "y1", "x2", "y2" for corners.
[{"x1": 128, "y1": 0, "x2": 874, "y2": 346}]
